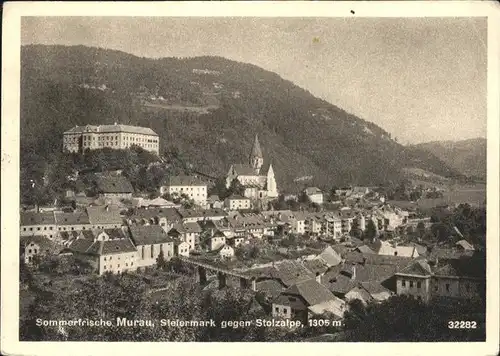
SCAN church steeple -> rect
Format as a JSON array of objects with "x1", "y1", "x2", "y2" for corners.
[{"x1": 249, "y1": 134, "x2": 264, "y2": 174}]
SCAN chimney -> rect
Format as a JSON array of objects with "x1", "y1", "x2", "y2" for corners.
[
  {"x1": 351, "y1": 265, "x2": 356, "y2": 280},
  {"x1": 315, "y1": 272, "x2": 321, "y2": 284}
]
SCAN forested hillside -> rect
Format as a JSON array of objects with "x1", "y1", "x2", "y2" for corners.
[
  {"x1": 412, "y1": 138, "x2": 486, "y2": 180},
  {"x1": 21, "y1": 44, "x2": 461, "y2": 194}
]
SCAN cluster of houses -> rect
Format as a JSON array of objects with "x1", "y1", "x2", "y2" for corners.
[{"x1": 232, "y1": 237, "x2": 483, "y2": 324}]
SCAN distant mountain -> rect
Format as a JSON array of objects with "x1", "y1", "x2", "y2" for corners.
[
  {"x1": 411, "y1": 138, "x2": 486, "y2": 179},
  {"x1": 20, "y1": 44, "x2": 462, "y2": 192}
]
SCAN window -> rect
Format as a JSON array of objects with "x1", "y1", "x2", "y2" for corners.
[
  {"x1": 402, "y1": 280, "x2": 406, "y2": 287},
  {"x1": 117, "y1": 264, "x2": 120, "y2": 268},
  {"x1": 23, "y1": 228, "x2": 26, "y2": 231},
  {"x1": 50, "y1": 227, "x2": 53, "y2": 230},
  {"x1": 409, "y1": 281, "x2": 414, "y2": 288},
  {"x1": 275, "y1": 307, "x2": 279, "y2": 313},
  {"x1": 104, "y1": 257, "x2": 107, "y2": 261},
  {"x1": 104, "y1": 265, "x2": 107, "y2": 270},
  {"x1": 151, "y1": 245, "x2": 154, "y2": 258},
  {"x1": 44, "y1": 227, "x2": 47, "y2": 230},
  {"x1": 417, "y1": 281, "x2": 422, "y2": 289},
  {"x1": 445, "y1": 284, "x2": 450, "y2": 292},
  {"x1": 30, "y1": 227, "x2": 33, "y2": 231},
  {"x1": 131, "y1": 262, "x2": 133, "y2": 266},
  {"x1": 28, "y1": 249, "x2": 32, "y2": 253},
  {"x1": 34, "y1": 249, "x2": 37, "y2": 254},
  {"x1": 37, "y1": 227, "x2": 41, "y2": 231}
]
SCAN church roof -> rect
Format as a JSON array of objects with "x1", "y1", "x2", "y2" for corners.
[
  {"x1": 232, "y1": 164, "x2": 257, "y2": 176},
  {"x1": 250, "y1": 134, "x2": 263, "y2": 159}
]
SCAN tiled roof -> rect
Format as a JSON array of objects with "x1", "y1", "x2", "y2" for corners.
[
  {"x1": 341, "y1": 264, "x2": 399, "y2": 282},
  {"x1": 302, "y1": 259, "x2": 329, "y2": 275},
  {"x1": 227, "y1": 194, "x2": 250, "y2": 200},
  {"x1": 317, "y1": 246, "x2": 343, "y2": 267},
  {"x1": 59, "y1": 231, "x2": 80, "y2": 241},
  {"x1": 207, "y1": 195, "x2": 220, "y2": 203},
  {"x1": 256, "y1": 279, "x2": 284, "y2": 298},
  {"x1": 20, "y1": 212, "x2": 56, "y2": 226},
  {"x1": 356, "y1": 245, "x2": 376, "y2": 254},
  {"x1": 231, "y1": 164, "x2": 258, "y2": 176},
  {"x1": 20, "y1": 235, "x2": 54, "y2": 249},
  {"x1": 167, "y1": 175, "x2": 206, "y2": 186},
  {"x1": 65, "y1": 124, "x2": 158, "y2": 136},
  {"x1": 95, "y1": 176, "x2": 134, "y2": 194},
  {"x1": 171, "y1": 222, "x2": 203, "y2": 234},
  {"x1": 274, "y1": 260, "x2": 315, "y2": 287},
  {"x1": 86, "y1": 206, "x2": 123, "y2": 225},
  {"x1": 85, "y1": 238, "x2": 137, "y2": 256},
  {"x1": 360, "y1": 281, "x2": 392, "y2": 295},
  {"x1": 55, "y1": 211, "x2": 91, "y2": 225},
  {"x1": 397, "y1": 260, "x2": 432, "y2": 276},
  {"x1": 68, "y1": 238, "x2": 94, "y2": 254},
  {"x1": 129, "y1": 225, "x2": 173, "y2": 246},
  {"x1": 284, "y1": 279, "x2": 336, "y2": 306},
  {"x1": 177, "y1": 208, "x2": 227, "y2": 219},
  {"x1": 131, "y1": 207, "x2": 181, "y2": 221}
]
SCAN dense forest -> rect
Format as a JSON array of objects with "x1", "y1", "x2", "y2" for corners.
[
  {"x1": 21, "y1": 44, "x2": 462, "y2": 195},
  {"x1": 412, "y1": 138, "x2": 487, "y2": 180}
]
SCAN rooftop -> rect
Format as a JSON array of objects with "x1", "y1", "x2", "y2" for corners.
[
  {"x1": 64, "y1": 124, "x2": 158, "y2": 136},
  {"x1": 95, "y1": 176, "x2": 134, "y2": 194}
]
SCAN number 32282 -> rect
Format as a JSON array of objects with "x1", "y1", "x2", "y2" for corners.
[{"x1": 448, "y1": 321, "x2": 477, "y2": 329}]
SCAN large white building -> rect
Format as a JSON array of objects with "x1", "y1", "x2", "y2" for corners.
[
  {"x1": 160, "y1": 176, "x2": 208, "y2": 207},
  {"x1": 63, "y1": 123, "x2": 159, "y2": 154}
]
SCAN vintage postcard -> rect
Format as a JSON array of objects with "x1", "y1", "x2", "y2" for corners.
[{"x1": 1, "y1": 1, "x2": 499, "y2": 355}]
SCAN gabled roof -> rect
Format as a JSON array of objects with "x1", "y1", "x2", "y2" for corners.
[
  {"x1": 129, "y1": 225, "x2": 173, "y2": 246},
  {"x1": 20, "y1": 212, "x2": 56, "y2": 226},
  {"x1": 302, "y1": 259, "x2": 329, "y2": 275},
  {"x1": 166, "y1": 175, "x2": 206, "y2": 186},
  {"x1": 356, "y1": 245, "x2": 376, "y2": 254},
  {"x1": 86, "y1": 238, "x2": 137, "y2": 256},
  {"x1": 67, "y1": 238, "x2": 94, "y2": 254},
  {"x1": 274, "y1": 260, "x2": 315, "y2": 287},
  {"x1": 170, "y1": 222, "x2": 203, "y2": 234},
  {"x1": 317, "y1": 246, "x2": 343, "y2": 267},
  {"x1": 95, "y1": 176, "x2": 133, "y2": 194},
  {"x1": 284, "y1": 279, "x2": 336, "y2": 306},
  {"x1": 20, "y1": 235, "x2": 54, "y2": 249},
  {"x1": 360, "y1": 281, "x2": 392, "y2": 296},
  {"x1": 226, "y1": 194, "x2": 250, "y2": 201},
  {"x1": 55, "y1": 211, "x2": 91, "y2": 225},
  {"x1": 231, "y1": 164, "x2": 258, "y2": 176},
  {"x1": 86, "y1": 206, "x2": 123, "y2": 225},
  {"x1": 397, "y1": 260, "x2": 432, "y2": 277},
  {"x1": 256, "y1": 279, "x2": 284, "y2": 298}
]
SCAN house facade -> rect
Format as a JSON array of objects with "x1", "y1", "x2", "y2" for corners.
[
  {"x1": 20, "y1": 212, "x2": 58, "y2": 239},
  {"x1": 128, "y1": 225, "x2": 175, "y2": 270},
  {"x1": 224, "y1": 195, "x2": 251, "y2": 211},
  {"x1": 160, "y1": 175, "x2": 207, "y2": 207},
  {"x1": 95, "y1": 176, "x2": 134, "y2": 200}
]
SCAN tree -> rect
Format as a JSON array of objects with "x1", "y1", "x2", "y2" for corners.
[
  {"x1": 156, "y1": 250, "x2": 167, "y2": 270},
  {"x1": 364, "y1": 219, "x2": 377, "y2": 241},
  {"x1": 416, "y1": 222, "x2": 426, "y2": 239}
]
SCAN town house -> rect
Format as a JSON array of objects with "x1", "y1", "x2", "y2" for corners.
[
  {"x1": 167, "y1": 222, "x2": 202, "y2": 251},
  {"x1": 20, "y1": 211, "x2": 57, "y2": 239},
  {"x1": 55, "y1": 211, "x2": 92, "y2": 232},
  {"x1": 95, "y1": 175, "x2": 134, "y2": 200},
  {"x1": 86, "y1": 205, "x2": 123, "y2": 230},
  {"x1": 66, "y1": 229, "x2": 138, "y2": 275},
  {"x1": 160, "y1": 175, "x2": 208, "y2": 207},
  {"x1": 128, "y1": 225, "x2": 174, "y2": 270}
]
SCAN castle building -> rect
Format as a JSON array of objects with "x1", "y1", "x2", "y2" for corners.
[
  {"x1": 225, "y1": 135, "x2": 279, "y2": 203},
  {"x1": 63, "y1": 123, "x2": 159, "y2": 154}
]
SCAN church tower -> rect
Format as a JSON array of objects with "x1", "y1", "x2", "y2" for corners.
[
  {"x1": 249, "y1": 134, "x2": 264, "y2": 174},
  {"x1": 266, "y1": 163, "x2": 278, "y2": 198}
]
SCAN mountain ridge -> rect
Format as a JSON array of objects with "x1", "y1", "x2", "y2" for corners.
[
  {"x1": 20, "y1": 44, "x2": 462, "y2": 193},
  {"x1": 411, "y1": 138, "x2": 486, "y2": 179}
]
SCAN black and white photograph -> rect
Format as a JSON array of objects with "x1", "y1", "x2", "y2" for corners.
[{"x1": 1, "y1": 1, "x2": 499, "y2": 354}]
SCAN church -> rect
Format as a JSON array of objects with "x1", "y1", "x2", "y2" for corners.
[{"x1": 226, "y1": 135, "x2": 279, "y2": 202}]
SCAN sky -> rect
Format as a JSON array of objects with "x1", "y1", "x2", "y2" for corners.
[{"x1": 21, "y1": 16, "x2": 487, "y2": 144}]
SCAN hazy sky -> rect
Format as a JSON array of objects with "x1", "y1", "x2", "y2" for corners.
[{"x1": 21, "y1": 17, "x2": 487, "y2": 144}]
